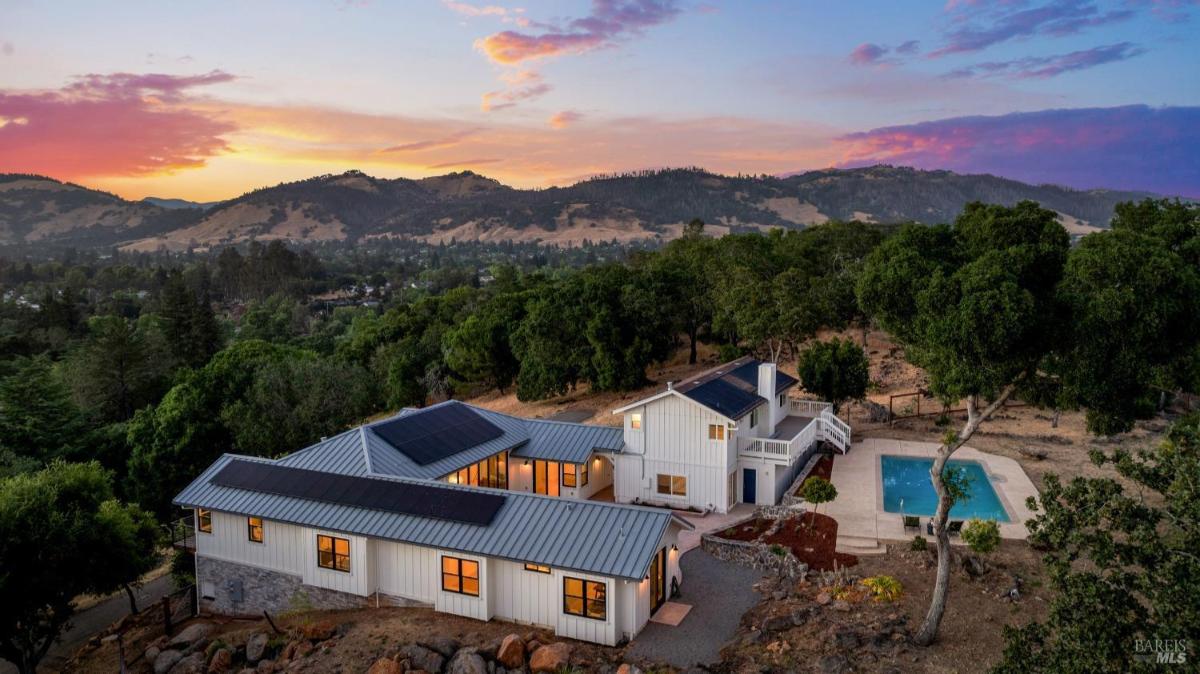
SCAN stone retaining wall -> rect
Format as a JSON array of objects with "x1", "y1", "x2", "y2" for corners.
[
  {"x1": 701, "y1": 525, "x2": 809, "y2": 580},
  {"x1": 197, "y1": 556, "x2": 369, "y2": 615}
]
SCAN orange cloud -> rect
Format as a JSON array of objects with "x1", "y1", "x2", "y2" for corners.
[{"x1": 548, "y1": 110, "x2": 582, "y2": 128}]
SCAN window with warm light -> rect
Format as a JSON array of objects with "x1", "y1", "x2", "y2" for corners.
[
  {"x1": 446, "y1": 451, "x2": 508, "y2": 489},
  {"x1": 630, "y1": 413, "x2": 642, "y2": 429},
  {"x1": 442, "y1": 556, "x2": 480, "y2": 596},
  {"x1": 247, "y1": 516, "x2": 263, "y2": 543},
  {"x1": 707, "y1": 424, "x2": 725, "y2": 440},
  {"x1": 563, "y1": 577, "x2": 606, "y2": 620},
  {"x1": 524, "y1": 563, "x2": 551, "y2": 573},
  {"x1": 317, "y1": 535, "x2": 350, "y2": 572},
  {"x1": 656, "y1": 473, "x2": 687, "y2": 496},
  {"x1": 197, "y1": 508, "x2": 212, "y2": 534},
  {"x1": 562, "y1": 462, "x2": 589, "y2": 488}
]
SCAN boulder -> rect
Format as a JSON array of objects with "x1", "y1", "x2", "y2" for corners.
[
  {"x1": 816, "y1": 654, "x2": 850, "y2": 674},
  {"x1": 496, "y1": 635, "x2": 525, "y2": 669},
  {"x1": 146, "y1": 646, "x2": 162, "y2": 663},
  {"x1": 447, "y1": 650, "x2": 488, "y2": 674},
  {"x1": 528, "y1": 643, "x2": 571, "y2": 673},
  {"x1": 299, "y1": 621, "x2": 336, "y2": 642},
  {"x1": 616, "y1": 665, "x2": 644, "y2": 674},
  {"x1": 367, "y1": 658, "x2": 403, "y2": 674},
  {"x1": 815, "y1": 592, "x2": 832, "y2": 605},
  {"x1": 401, "y1": 643, "x2": 446, "y2": 673},
  {"x1": 170, "y1": 652, "x2": 207, "y2": 674},
  {"x1": 169, "y1": 623, "x2": 215, "y2": 648},
  {"x1": 154, "y1": 650, "x2": 184, "y2": 674},
  {"x1": 245, "y1": 633, "x2": 269, "y2": 664},
  {"x1": 421, "y1": 635, "x2": 461, "y2": 658},
  {"x1": 254, "y1": 660, "x2": 276, "y2": 674},
  {"x1": 761, "y1": 614, "x2": 792, "y2": 634},
  {"x1": 208, "y1": 648, "x2": 233, "y2": 673}
]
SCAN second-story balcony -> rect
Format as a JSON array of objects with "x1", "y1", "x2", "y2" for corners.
[{"x1": 737, "y1": 399, "x2": 851, "y2": 463}]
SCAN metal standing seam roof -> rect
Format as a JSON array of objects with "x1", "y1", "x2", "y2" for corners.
[
  {"x1": 275, "y1": 400, "x2": 622, "y2": 480},
  {"x1": 174, "y1": 453, "x2": 691, "y2": 581}
]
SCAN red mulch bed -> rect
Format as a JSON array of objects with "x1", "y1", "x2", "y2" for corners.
[
  {"x1": 714, "y1": 517, "x2": 775, "y2": 542},
  {"x1": 763, "y1": 512, "x2": 858, "y2": 572},
  {"x1": 794, "y1": 454, "x2": 834, "y2": 496}
]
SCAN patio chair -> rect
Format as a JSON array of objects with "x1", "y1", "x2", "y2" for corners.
[{"x1": 903, "y1": 515, "x2": 921, "y2": 533}]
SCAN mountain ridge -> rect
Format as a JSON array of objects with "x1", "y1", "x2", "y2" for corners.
[{"x1": 0, "y1": 167, "x2": 1171, "y2": 251}]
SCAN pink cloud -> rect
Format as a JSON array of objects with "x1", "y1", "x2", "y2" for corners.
[
  {"x1": 548, "y1": 110, "x2": 582, "y2": 128},
  {"x1": 0, "y1": 72, "x2": 236, "y2": 179},
  {"x1": 849, "y1": 43, "x2": 889, "y2": 65},
  {"x1": 931, "y1": 0, "x2": 1135, "y2": 57},
  {"x1": 834, "y1": 105, "x2": 1199, "y2": 197},
  {"x1": 379, "y1": 128, "x2": 481, "y2": 153},
  {"x1": 944, "y1": 42, "x2": 1146, "y2": 79},
  {"x1": 474, "y1": 0, "x2": 680, "y2": 65},
  {"x1": 481, "y1": 80, "x2": 552, "y2": 111}
]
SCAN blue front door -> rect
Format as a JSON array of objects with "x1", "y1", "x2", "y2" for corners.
[{"x1": 742, "y1": 468, "x2": 757, "y2": 504}]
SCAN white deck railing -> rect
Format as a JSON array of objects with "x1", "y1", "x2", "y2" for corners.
[
  {"x1": 738, "y1": 400, "x2": 852, "y2": 461},
  {"x1": 788, "y1": 399, "x2": 833, "y2": 416}
]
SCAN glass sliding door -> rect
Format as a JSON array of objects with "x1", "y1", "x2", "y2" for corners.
[{"x1": 533, "y1": 460, "x2": 561, "y2": 496}]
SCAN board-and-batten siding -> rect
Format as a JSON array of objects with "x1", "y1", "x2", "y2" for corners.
[
  {"x1": 373, "y1": 539, "x2": 437, "y2": 603},
  {"x1": 617, "y1": 394, "x2": 737, "y2": 512},
  {"x1": 553, "y1": 568, "x2": 619, "y2": 646},
  {"x1": 490, "y1": 559, "x2": 557, "y2": 628},
  {"x1": 195, "y1": 511, "x2": 305, "y2": 576}
]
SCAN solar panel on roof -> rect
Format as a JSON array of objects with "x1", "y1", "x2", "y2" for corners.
[
  {"x1": 370, "y1": 402, "x2": 505, "y2": 465},
  {"x1": 210, "y1": 459, "x2": 505, "y2": 526},
  {"x1": 683, "y1": 378, "x2": 764, "y2": 420}
]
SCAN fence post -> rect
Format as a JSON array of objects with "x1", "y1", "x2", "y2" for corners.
[{"x1": 162, "y1": 596, "x2": 173, "y2": 636}]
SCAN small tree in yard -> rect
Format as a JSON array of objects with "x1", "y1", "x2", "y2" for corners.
[
  {"x1": 0, "y1": 462, "x2": 160, "y2": 674},
  {"x1": 799, "y1": 476, "x2": 838, "y2": 529},
  {"x1": 797, "y1": 338, "x2": 870, "y2": 413},
  {"x1": 857, "y1": 201, "x2": 1200, "y2": 646},
  {"x1": 993, "y1": 414, "x2": 1200, "y2": 673}
]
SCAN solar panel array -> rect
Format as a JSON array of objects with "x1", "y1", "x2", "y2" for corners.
[
  {"x1": 210, "y1": 459, "x2": 505, "y2": 526},
  {"x1": 683, "y1": 377, "x2": 764, "y2": 420},
  {"x1": 371, "y1": 402, "x2": 505, "y2": 465}
]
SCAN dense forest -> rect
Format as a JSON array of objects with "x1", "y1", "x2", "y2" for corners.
[{"x1": 1, "y1": 198, "x2": 1198, "y2": 673}]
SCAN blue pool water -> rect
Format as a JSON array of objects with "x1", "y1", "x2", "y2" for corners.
[{"x1": 881, "y1": 455, "x2": 1010, "y2": 522}]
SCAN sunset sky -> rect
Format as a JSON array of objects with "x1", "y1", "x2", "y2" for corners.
[{"x1": 1, "y1": 0, "x2": 1197, "y2": 200}]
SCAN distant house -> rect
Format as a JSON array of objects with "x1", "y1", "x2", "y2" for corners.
[
  {"x1": 611, "y1": 357, "x2": 849, "y2": 512},
  {"x1": 174, "y1": 356, "x2": 847, "y2": 644}
]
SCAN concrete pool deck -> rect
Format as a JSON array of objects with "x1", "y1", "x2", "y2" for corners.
[{"x1": 825, "y1": 437, "x2": 1039, "y2": 546}]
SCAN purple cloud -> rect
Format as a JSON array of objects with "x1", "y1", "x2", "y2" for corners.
[
  {"x1": 835, "y1": 105, "x2": 1200, "y2": 197},
  {"x1": 895, "y1": 40, "x2": 921, "y2": 54},
  {"x1": 932, "y1": 0, "x2": 1135, "y2": 57},
  {"x1": 945, "y1": 42, "x2": 1146, "y2": 79},
  {"x1": 849, "y1": 43, "x2": 889, "y2": 65}
]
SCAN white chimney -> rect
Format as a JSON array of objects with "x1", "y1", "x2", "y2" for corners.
[{"x1": 757, "y1": 362, "x2": 778, "y2": 434}]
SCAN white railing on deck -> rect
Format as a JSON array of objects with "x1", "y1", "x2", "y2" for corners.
[
  {"x1": 788, "y1": 399, "x2": 833, "y2": 416},
  {"x1": 817, "y1": 408, "x2": 851, "y2": 453},
  {"x1": 738, "y1": 417, "x2": 819, "y2": 461}
]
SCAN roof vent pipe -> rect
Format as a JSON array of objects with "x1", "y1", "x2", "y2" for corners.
[{"x1": 667, "y1": 381, "x2": 674, "y2": 391}]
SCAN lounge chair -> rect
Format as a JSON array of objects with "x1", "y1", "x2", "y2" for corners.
[
  {"x1": 925, "y1": 520, "x2": 966, "y2": 536},
  {"x1": 903, "y1": 515, "x2": 921, "y2": 533}
]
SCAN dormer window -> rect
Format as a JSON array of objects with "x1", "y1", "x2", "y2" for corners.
[{"x1": 630, "y1": 413, "x2": 642, "y2": 430}]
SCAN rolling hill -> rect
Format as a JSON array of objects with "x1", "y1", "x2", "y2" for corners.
[{"x1": 0, "y1": 166, "x2": 1168, "y2": 251}]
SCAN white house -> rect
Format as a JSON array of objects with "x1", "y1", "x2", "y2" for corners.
[
  {"x1": 173, "y1": 355, "x2": 847, "y2": 645},
  {"x1": 610, "y1": 356, "x2": 849, "y2": 513},
  {"x1": 175, "y1": 455, "x2": 690, "y2": 646}
]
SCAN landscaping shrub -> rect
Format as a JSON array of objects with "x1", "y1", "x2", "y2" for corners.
[
  {"x1": 910, "y1": 535, "x2": 928, "y2": 551},
  {"x1": 862, "y1": 575, "x2": 904, "y2": 602},
  {"x1": 962, "y1": 518, "x2": 1001, "y2": 554}
]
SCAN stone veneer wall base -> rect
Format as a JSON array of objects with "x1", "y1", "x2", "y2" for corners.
[{"x1": 197, "y1": 556, "x2": 369, "y2": 615}]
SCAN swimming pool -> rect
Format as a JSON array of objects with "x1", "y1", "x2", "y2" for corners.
[{"x1": 881, "y1": 455, "x2": 1010, "y2": 522}]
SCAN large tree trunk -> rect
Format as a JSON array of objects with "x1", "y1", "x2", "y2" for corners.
[
  {"x1": 913, "y1": 385, "x2": 1018, "y2": 646},
  {"x1": 688, "y1": 326, "x2": 698, "y2": 364}
]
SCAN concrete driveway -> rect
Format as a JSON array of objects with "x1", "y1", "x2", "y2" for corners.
[{"x1": 626, "y1": 549, "x2": 763, "y2": 668}]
